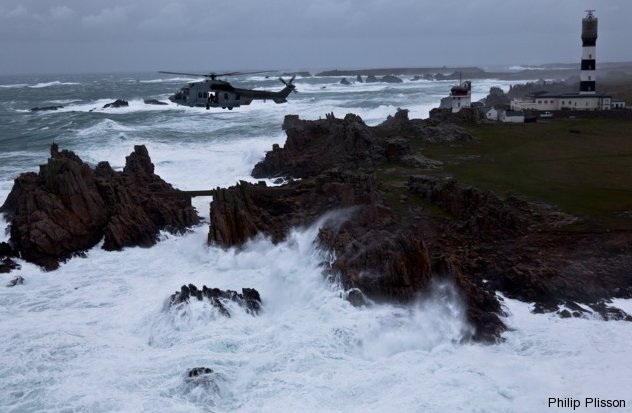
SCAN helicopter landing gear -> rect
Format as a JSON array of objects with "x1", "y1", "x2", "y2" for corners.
[{"x1": 228, "y1": 107, "x2": 233, "y2": 110}]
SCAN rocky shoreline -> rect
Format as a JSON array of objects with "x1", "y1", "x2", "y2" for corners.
[
  {"x1": 2, "y1": 111, "x2": 631, "y2": 343},
  {"x1": 208, "y1": 110, "x2": 632, "y2": 342},
  {"x1": 0, "y1": 144, "x2": 199, "y2": 270}
]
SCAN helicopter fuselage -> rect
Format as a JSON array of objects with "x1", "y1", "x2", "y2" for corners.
[{"x1": 169, "y1": 78, "x2": 293, "y2": 110}]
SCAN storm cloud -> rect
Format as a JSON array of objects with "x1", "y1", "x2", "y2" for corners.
[{"x1": 1, "y1": 0, "x2": 630, "y2": 74}]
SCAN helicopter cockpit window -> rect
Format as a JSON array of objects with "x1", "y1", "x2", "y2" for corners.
[
  {"x1": 198, "y1": 92, "x2": 204, "y2": 99},
  {"x1": 182, "y1": 88, "x2": 190, "y2": 95}
]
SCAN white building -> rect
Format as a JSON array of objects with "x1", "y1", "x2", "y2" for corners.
[
  {"x1": 440, "y1": 80, "x2": 472, "y2": 113},
  {"x1": 450, "y1": 81, "x2": 471, "y2": 112},
  {"x1": 499, "y1": 110, "x2": 525, "y2": 123},
  {"x1": 511, "y1": 92, "x2": 612, "y2": 111},
  {"x1": 485, "y1": 107, "x2": 499, "y2": 121}
]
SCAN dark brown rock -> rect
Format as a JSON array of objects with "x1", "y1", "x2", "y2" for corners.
[
  {"x1": 0, "y1": 145, "x2": 199, "y2": 270},
  {"x1": 252, "y1": 114, "x2": 385, "y2": 179},
  {"x1": 103, "y1": 99, "x2": 128, "y2": 109},
  {"x1": 209, "y1": 170, "x2": 380, "y2": 247},
  {"x1": 210, "y1": 111, "x2": 632, "y2": 343}
]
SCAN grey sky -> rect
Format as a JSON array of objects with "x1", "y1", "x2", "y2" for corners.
[{"x1": 1, "y1": 0, "x2": 631, "y2": 75}]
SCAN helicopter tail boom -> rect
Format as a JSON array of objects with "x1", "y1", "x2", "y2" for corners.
[{"x1": 273, "y1": 76, "x2": 296, "y2": 103}]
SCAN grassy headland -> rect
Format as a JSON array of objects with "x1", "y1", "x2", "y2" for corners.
[{"x1": 421, "y1": 119, "x2": 632, "y2": 229}]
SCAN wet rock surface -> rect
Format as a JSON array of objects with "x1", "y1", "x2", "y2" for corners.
[
  {"x1": 103, "y1": 99, "x2": 129, "y2": 108},
  {"x1": 0, "y1": 242, "x2": 20, "y2": 273},
  {"x1": 30, "y1": 105, "x2": 64, "y2": 112},
  {"x1": 210, "y1": 110, "x2": 632, "y2": 342},
  {"x1": 6, "y1": 276, "x2": 24, "y2": 287},
  {"x1": 169, "y1": 284, "x2": 262, "y2": 316},
  {"x1": 0, "y1": 144, "x2": 200, "y2": 270},
  {"x1": 143, "y1": 99, "x2": 168, "y2": 105}
]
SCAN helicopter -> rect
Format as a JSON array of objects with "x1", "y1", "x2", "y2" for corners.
[{"x1": 160, "y1": 71, "x2": 297, "y2": 110}]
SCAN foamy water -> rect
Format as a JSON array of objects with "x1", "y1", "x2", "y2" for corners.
[{"x1": 0, "y1": 72, "x2": 630, "y2": 412}]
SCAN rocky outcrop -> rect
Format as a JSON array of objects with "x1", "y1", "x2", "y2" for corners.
[
  {"x1": 0, "y1": 144, "x2": 199, "y2": 270},
  {"x1": 252, "y1": 114, "x2": 386, "y2": 179},
  {"x1": 143, "y1": 99, "x2": 168, "y2": 105},
  {"x1": 483, "y1": 87, "x2": 510, "y2": 107},
  {"x1": 381, "y1": 75, "x2": 403, "y2": 83},
  {"x1": 6, "y1": 276, "x2": 24, "y2": 287},
  {"x1": 209, "y1": 170, "x2": 380, "y2": 247},
  {"x1": 428, "y1": 107, "x2": 483, "y2": 124},
  {"x1": 356, "y1": 74, "x2": 363, "y2": 83},
  {"x1": 251, "y1": 111, "x2": 471, "y2": 181},
  {"x1": 30, "y1": 106, "x2": 64, "y2": 112},
  {"x1": 378, "y1": 108, "x2": 474, "y2": 143},
  {"x1": 340, "y1": 78, "x2": 351, "y2": 85},
  {"x1": 365, "y1": 75, "x2": 378, "y2": 83},
  {"x1": 209, "y1": 111, "x2": 632, "y2": 342},
  {"x1": 0, "y1": 242, "x2": 19, "y2": 273},
  {"x1": 103, "y1": 99, "x2": 129, "y2": 108},
  {"x1": 408, "y1": 175, "x2": 525, "y2": 239},
  {"x1": 169, "y1": 284, "x2": 262, "y2": 316}
]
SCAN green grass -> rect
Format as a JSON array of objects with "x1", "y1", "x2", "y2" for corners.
[{"x1": 421, "y1": 119, "x2": 632, "y2": 229}]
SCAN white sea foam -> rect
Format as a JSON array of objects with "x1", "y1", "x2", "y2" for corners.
[
  {"x1": 28, "y1": 81, "x2": 80, "y2": 88},
  {"x1": 54, "y1": 98, "x2": 183, "y2": 114},
  {"x1": 0, "y1": 83, "x2": 28, "y2": 88}
]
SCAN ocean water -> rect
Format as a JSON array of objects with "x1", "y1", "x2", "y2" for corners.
[{"x1": 1, "y1": 73, "x2": 631, "y2": 412}]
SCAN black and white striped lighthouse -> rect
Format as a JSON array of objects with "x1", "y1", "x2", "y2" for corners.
[{"x1": 580, "y1": 10, "x2": 598, "y2": 94}]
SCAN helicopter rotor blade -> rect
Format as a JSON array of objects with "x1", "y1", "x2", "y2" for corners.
[
  {"x1": 158, "y1": 71, "x2": 209, "y2": 77},
  {"x1": 211, "y1": 70, "x2": 274, "y2": 77},
  {"x1": 159, "y1": 70, "x2": 273, "y2": 79}
]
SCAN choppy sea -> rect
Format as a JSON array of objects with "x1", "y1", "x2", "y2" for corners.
[{"x1": 1, "y1": 73, "x2": 631, "y2": 412}]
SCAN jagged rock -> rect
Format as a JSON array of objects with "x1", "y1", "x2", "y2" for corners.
[
  {"x1": 184, "y1": 367, "x2": 220, "y2": 392},
  {"x1": 6, "y1": 276, "x2": 24, "y2": 287},
  {"x1": 0, "y1": 257, "x2": 20, "y2": 273},
  {"x1": 378, "y1": 109, "x2": 473, "y2": 143},
  {"x1": 143, "y1": 99, "x2": 168, "y2": 105},
  {"x1": 30, "y1": 106, "x2": 64, "y2": 112},
  {"x1": 0, "y1": 144, "x2": 199, "y2": 270},
  {"x1": 169, "y1": 284, "x2": 262, "y2": 316},
  {"x1": 408, "y1": 175, "x2": 524, "y2": 239},
  {"x1": 0, "y1": 242, "x2": 19, "y2": 273},
  {"x1": 345, "y1": 288, "x2": 367, "y2": 307},
  {"x1": 0, "y1": 242, "x2": 16, "y2": 258},
  {"x1": 252, "y1": 114, "x2": 386, "y2": 179},
  {"x1": 103, "y1": 99, "x2": 128, "y2": 109},
  {"x1": 187, "y1": 367, "x2": 213, "y2": 378},
  {"x1": 340, "y1": 78, "x2": 351, "y2": 85},
  {"x1": 356, "y1": 74, "x2": 363, "y2": 83},
  {"x1": 483, "y1": 87, "x2": 510, "y2": 107},
  {"x1": 385, "y1": 137, "x2": 411, "y2": 161},
  {"x1": 209, "y1": 170, "x2": 380, "y2": 247},
  {"x1": 209, "y1": 110, "x2": 632, "y2": 343},
  {"x1": 381, "y1": 75, "x2": 403, "y2": 83},
  {"x1": 428, "y1": 107, "x2": 482, "y2": 124},
  {"x1": 365, "y1": 75, "x2": 378, "y2": 83}
]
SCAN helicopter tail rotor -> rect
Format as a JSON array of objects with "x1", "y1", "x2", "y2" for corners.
[{"x1": 278, "y1": 75, "x2": 297, "y2": 93}]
